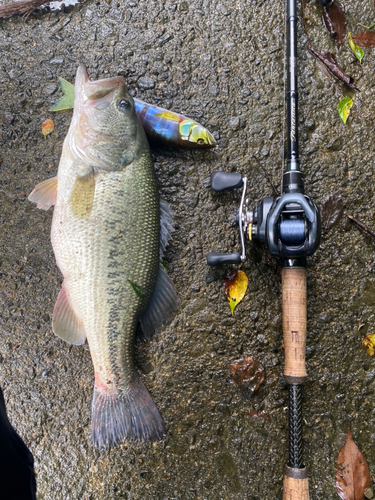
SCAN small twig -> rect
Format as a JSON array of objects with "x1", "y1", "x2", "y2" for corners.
[
  {"x1": 357, "y1": 22, "x2": 375, "y2": 30},
  {"x1": 357, "y1": 321, "x2": 365, "y2": 337},
  {"x1": 348, "y1": 215, "x2": 375, "y2": 238},
  {"x1": 252, "y1": 155, "x2": 279, "y2": 197},
  {"x1": 0, "y1": 0, "x2": 51, "y2": 18}
]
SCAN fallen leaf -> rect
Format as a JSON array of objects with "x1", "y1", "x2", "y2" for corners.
[
  {"x1": 41, "y1": 118, "x2": 54, "y2": 137},
  {"x1": 231, "y1": 357, "x2": 265, "y2": 393},
  {"x1": 338, "y1": 97, "x2": 353, "y2": 125},
  {"x1": 224, "y1": 269, "x2": 248, "y2": 314},
  {"x1": 323, "y1": 1, "x2": 346, "y2": 49},
  {"x1": 320, "y1": 191, "x2": 344, "y2": 230},
  {"x1": 335, "y1": 428, "x2": 370, "y2": 500},
  {"x1": 50, "y1": 77, "x2": 75, "y2": 112},
  {"x1": 353, "y1": 31, "x2": 375, "y2": 48},
  {"x1": 348, "y1": 33, "x2": 364, "y2": 63},
  {"x1": 247, "y1": 409, "x2": 271, "y2": 422},
  {"x1": 362, "y1": 334, "x2": 375, "y2": 357},
  {"x1": 308, "y1": 47, "x2": 359, "y2": 91}
]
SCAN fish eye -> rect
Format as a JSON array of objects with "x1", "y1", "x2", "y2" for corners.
[
  {"x1": 117, "y1": 98, "x2": 130, "y2": 110},
  {"x1": 197, "y1": 138, "x2": 205, "y2": 145}
]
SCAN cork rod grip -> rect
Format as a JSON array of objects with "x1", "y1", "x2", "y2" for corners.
[
  {"x1": 282, "y1": 268, "x2": 307, "y2": 381},
  {"x1": 283, "y1": 466, "x2": 309, "y2": 500}
]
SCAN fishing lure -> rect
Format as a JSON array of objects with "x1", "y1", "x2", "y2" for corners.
[{"x1": 51, "y1": 78, "x2": 216, "y2": 150}]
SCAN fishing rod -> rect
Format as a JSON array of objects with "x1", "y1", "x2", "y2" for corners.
[{"x1": 206, "y1": 0, "x2": 321, "y2": 498}]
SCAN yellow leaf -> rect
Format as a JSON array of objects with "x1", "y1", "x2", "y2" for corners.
[
  {"x1": 362, "y1": 333, "x2": 375, "y2": 357},
  {"x1": 224, "y1": 269, "x2": 248, "y2": 315},
  {"x1": 41, "y1": 118, "x2": 55, "y2": 137}
]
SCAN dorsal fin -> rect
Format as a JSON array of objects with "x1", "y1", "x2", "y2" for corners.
[
  {"x1": 160, "y1": 199, "x2": 174, "y2": 257},
  {"x1": 140, "y1": 199, "x2": 177, "y2": 338},
  {"x1": 139, "y1": 263, "x2": 178, "y2": 339}
]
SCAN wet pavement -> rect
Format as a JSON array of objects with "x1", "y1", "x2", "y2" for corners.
[{"x1": 0, "y1": 0, "x2": 375, "y2": 498}]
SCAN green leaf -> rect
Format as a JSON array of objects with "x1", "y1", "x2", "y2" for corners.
[
  {"x1": 127, "y1": 280, "x2": 143, "y2": 299},
  {"x1": 348, "y1": 32, "x2": 364, "y2": 63},
  {"x1": 50, "y1": 77, "x2": 75, "y2": 112},
  {"x1": 338, "y1": 97, "x2": 353, "y2": 124}
]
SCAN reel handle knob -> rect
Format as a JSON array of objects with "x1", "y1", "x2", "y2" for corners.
[
  {"x1": 210, "y1": 172, "x2": 243, "y2": 192},
  {"x1": 206, "y1": 252, "x2": 242, "y2": 266}
]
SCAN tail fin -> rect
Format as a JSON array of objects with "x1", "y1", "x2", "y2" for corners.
[{"x1": 91, "y1": 377, "x2": 166, "y2": 449}]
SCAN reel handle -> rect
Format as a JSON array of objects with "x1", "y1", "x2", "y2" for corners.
[
  {"x1": 206, "y1": 252, "x2": 242, "y2": 266},
  {"x1": 210, "y1": 171, "x2": 243, "y2": 192}
]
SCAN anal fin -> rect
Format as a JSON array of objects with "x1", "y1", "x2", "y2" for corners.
[
  {"x1": 28, "y1": 176, "x2": 58, "y2": 210},
  {"x1": 52, "y1": 283, "x2": 86, "y2": 345}
]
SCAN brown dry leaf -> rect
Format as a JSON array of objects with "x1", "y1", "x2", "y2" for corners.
[
  {"x1": 352, "y1": 31, "x2": 375, "y2": 48},
  {"x1": 335, "y1": 428, "x2": 370, "y2": 500},
  {"x1": 231, "y1": 357, "x2": 265, "y2": 394},
  {"x1": 362, "y1": 333, "x2": 375, "y2": 358},
  {"x1": 320, "y1": 191, "x2": 344, "y2": 230},
  {"x1": 323, "y1": 1, "x2": 346, "y2": 49},
  {"x1": 41, "y1": 118, "x2": 55, "y2": 137},
  {"x1": 308, "y1": 47, "x2": 359, "y2": 91},
  {"x1": 224, "y1": 269, "x2": 248, "y2": 314}
]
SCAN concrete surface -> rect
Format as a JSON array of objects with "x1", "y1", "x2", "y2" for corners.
[{"x1": 0, "y1": 0, "x2": 375, "y2": 498}]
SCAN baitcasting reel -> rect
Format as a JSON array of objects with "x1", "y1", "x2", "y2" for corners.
[{"x1": 206, "y1": 170, "x2": 321, "y2": 267}]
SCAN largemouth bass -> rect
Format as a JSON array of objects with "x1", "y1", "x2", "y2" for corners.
[{"x1": 29, "y1": 65, "x2": 177, "y2": 449}]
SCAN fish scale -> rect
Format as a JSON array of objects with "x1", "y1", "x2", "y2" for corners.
[{"x1": 29, "y1": 65, "x2": 177, "y2": 448}]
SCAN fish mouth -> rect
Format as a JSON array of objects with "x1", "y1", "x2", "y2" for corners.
[
  {"x1": 83, "y1": 76, "x2": 127, "y2": 104},
  {"x1": 75, "y1": 64, "x2": 127, "y2": 110},
  {"x1": 74, "y1": 64, "x2": 90, "y2": 109}
]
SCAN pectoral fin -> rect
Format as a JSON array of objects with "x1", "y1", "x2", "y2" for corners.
[
  {"x1": 52, "y1": 283, "x2": 86, "y2": 345},
  {"x1": 69, "y1": 167, "x2": 96, "y2": 217},
  {"x1": 28, "y1": 176, "x2": 58, "y2": 210}
]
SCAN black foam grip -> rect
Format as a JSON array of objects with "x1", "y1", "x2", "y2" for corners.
[{"x1": 206, "y1": 252, "x2": 242, "y2": 266}]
